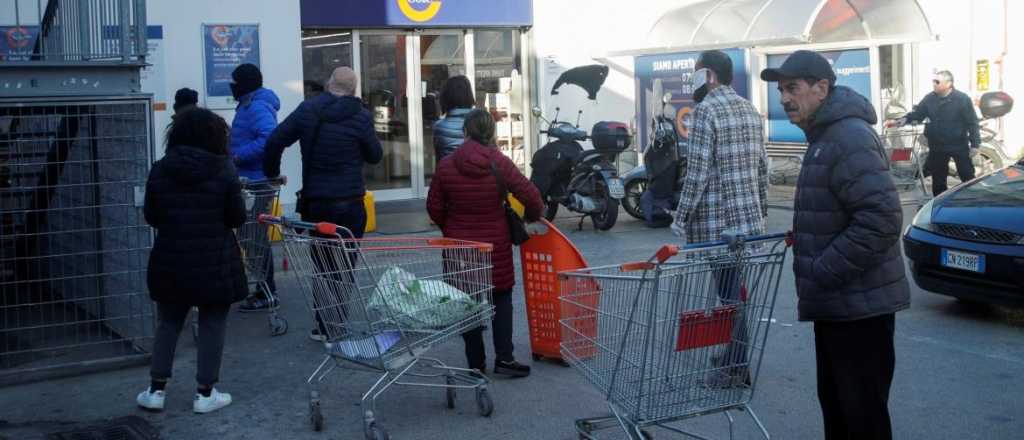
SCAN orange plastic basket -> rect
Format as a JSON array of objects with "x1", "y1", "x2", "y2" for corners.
[{"x1": 520, "y1": 219, "x2": 589, "y2": 363}]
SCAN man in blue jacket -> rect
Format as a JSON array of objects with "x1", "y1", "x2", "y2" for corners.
[
  {"x1": 264, "y1": 67, "x2": 383, "y2": 342},
  {"x1": 762, "y1": 51, "x2": 910, "y2": 440},
  {"x1": 228, "y1": 63, "x2": 282, "y2": 312}
]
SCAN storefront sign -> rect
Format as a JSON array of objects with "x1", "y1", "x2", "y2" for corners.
[
  {"x1": 976, "y1": 59, "x2": 990, "y2": 92},
  {"x1": 0, "y1": 26, "x2": 39, "y2": 61},
  {"x1": 202, "y1": 24, "x2": 261, "y2": 108},
  {"x1": 634, "y1": 49, "x2": 748, "y2": 148},
  {"x1": 300, "y1": 0, "x2": 533, "y2": 27},
  {"x1": 766, "y1": 48, "x2": 872, "y2": 144}
]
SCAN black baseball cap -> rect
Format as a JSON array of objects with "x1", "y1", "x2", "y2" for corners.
[{"x1": 760, "y1": 50, "x2": 836, "y2": 84}]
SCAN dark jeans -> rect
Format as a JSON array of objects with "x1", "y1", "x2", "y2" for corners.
[
  {"x1": 249, "y1": 183, "x2": 277, "y2": 296},
  {"x1": 302, "y1": 198, "x2": 366, "y2": 336},
  {"x1": 713, "y1": 266, "x2": 749, "y2": 368},
  {"x1": 926, "y1": 147, "x2": 975, "y2": 196},
  {"x1": 814, "y1": 313, "x2": 896, "y2": 440},
  {"x1": 462, "y1": 288, "x2": 514, "y2": 368},
  {"x1": 150, "y1": 302, "x2": 230, "y2": 386}
]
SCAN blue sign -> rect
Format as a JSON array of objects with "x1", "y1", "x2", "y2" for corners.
[
  {"x1": 0, "y1": 26, "x2": 39, "y2": 61},
  {"x1": 300, "y1": 0, "x2": 533, "y2": 27},
  {"x1": 203, "y1": 24, "x2": 260, "y2": 98},
  {"x1": 635, "y1": 49, "x2": 748, "y2": 148},
  {"x1": 766, "y1": 48, "x2": 872, "y2": 143}
]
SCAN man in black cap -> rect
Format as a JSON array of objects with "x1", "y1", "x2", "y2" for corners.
[{"x1": 761, "y1": 50, "x2": 909, "y2": 440}]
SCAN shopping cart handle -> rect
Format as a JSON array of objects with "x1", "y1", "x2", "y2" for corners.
[
  {"x1": 683, "y1": 232, "x2": 791, "y2": 250},
  {"x1": 258, "y1": 214, "x2": 280, "y2": 225},
  {"x1": 655, "y1": 245, "x2": 679, "y2": 263}
]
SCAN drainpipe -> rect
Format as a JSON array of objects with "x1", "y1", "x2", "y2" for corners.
[{"x1": 997, "y1": 0, "x2": 1008, "y2": 139}]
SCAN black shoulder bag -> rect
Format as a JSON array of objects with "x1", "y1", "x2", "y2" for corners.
[
  {"x1": 295, "y1": 105, "x2": 328, "y2": 216},
  {"x1": 490, "y1": 160, "x2": 530, "y2": 245}
]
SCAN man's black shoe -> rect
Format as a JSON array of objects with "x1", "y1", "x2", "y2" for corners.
[
  {"x1": 238, "y1": 296, "x2": 279, "y2": 313},
  {"x1": 493, "y1": 360, "x2": 531, "y2": 378}
]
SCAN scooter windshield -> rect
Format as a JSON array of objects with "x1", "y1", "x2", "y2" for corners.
[{"x1": 551, "y1": 65, "x2": 609, "y2": 100}]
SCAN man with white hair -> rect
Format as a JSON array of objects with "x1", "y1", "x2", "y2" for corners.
[{"x1": 264, "y1": 67, "x2": 383, "y2": 342}]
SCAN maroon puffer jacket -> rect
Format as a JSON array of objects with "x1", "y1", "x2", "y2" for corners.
[{"x1": 427, "y1": 139, "x2": 543, "y2": 289}]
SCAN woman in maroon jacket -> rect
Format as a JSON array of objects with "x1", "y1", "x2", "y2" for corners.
[{"x1": 427, "y1": 109, "x2": 543, "y2": 377}]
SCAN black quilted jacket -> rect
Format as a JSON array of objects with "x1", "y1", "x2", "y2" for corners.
[
  {"x1": 144, "y1": 145, "x2": 249, "y2": 305},
  {"x1": 792, "y1": 86, "x2": 911, "y2": 322}
]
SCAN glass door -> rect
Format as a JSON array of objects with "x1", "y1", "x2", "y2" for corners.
[
  {"x1": 417, "y1": 31, "x2": 468, "y2": 190},
  {"x1": 360, "y1": 32, "x2": 415, "y2": 199}
]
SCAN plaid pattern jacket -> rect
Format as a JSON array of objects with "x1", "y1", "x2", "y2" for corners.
[{"x1": 673, "y1": 86, "x2": 768, "y2": 244}]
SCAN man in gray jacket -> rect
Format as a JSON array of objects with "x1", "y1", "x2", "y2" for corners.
[{"x1": 761, "y1": 51, "x2": 910, "y2": 440}]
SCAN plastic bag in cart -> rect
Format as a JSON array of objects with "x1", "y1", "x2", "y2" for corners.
[{"x1": 369, "y1": 267, "x2": 486, "y2": 329}]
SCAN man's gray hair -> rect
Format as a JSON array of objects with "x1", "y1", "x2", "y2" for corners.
[
  {"x1": 935, "y1": 70, "x2": 954, "y2": 84},
  {"x1": 326, "y1": 67, "x2": 358, "y2": 96}
]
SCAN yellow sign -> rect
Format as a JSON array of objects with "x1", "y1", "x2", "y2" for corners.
[
  {"x1": 976, "y1": 59, "x2": 990, "y2": 92},
  {"x1": 397, "y1": 0, "x2": 442, "y2": 22}
]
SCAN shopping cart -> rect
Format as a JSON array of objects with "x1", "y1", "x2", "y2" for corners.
[
  {"x1": 560, "y1": 232, "x2": 790, "y2": 440},
  {"x1": 190, "y1": 176, "x2": 288, "y2": 340},
  {"x1": 260, "y1": 216, "x2": 496, "y2": 440},
  {"x1": 881, "y1": 125, "x2": 931, "y2": 207}
]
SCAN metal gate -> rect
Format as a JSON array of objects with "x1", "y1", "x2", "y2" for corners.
[{"x1": 0, "y1": 96, "x2": 154, "y2": 386}]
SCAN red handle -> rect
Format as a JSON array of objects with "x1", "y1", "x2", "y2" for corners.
[
  {"x1": 316, "y1": 222, "x2": 339, "y2": 236},
  {"x1": 258, "y1": 214, "x2": 278, "y2": 224},
  {"x1": 655, "y1": 245, "x2": 679, "y2": 263}
]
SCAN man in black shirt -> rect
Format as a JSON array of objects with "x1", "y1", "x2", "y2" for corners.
[{"x1": 888, "y1": 71, "x2": 981, "y2": 195}]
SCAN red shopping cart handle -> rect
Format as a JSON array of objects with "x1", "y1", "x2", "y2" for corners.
[
  {"x1": 620, "y1": 244, "x2": 679, "y2": 272},
  {"x1": 258, "y1": 214, "x2": 279, "y2": 224}
]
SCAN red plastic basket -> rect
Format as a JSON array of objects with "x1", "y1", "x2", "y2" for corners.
[{"x1": 520, "y1": 220, "x2": 588, "y2": 363}]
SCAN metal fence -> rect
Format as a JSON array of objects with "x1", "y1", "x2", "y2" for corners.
[
  {"x1": 2, "y1": 0, "x2": 147, "y2": 63},
  {"x1": 0, "y1": 96, "x2": 153, "y2": 386}
]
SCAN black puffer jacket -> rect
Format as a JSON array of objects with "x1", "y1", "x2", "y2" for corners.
[
  {"x1": 792, "y1": 86, "x2": 910, "y2": 322},
  {"x1": 263, "y1": 94, "x2": 383, "y2": 200},
  {"x1": 144, "y1": 145, "x2": 249, "y2": 305}
]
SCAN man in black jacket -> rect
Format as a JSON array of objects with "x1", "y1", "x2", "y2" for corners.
[
  {"x1": 889, "y1": 70, "x2": 981, "y2": 195},
  {"x1": 264, "y1": 66, "x2": 383, "y2": 342},
  {"x1": 762, "y1": 50, "x2": 910, "y2": 440}
]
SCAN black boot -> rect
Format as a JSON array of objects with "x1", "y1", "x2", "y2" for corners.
[{"x1": 494, "y1": 360, "x2": 531, "y2": 378}]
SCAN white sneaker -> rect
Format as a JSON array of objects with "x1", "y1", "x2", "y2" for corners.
[
  {"x1": 193, "y1": 388, "x2": 232, "y2": 414},
  {"x1": 136, "y1": 387, "x2": 166, "y2": 411}
]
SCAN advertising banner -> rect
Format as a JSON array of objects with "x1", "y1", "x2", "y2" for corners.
[
  {"x1": 766, "y1": 48, "x2": 872, "y2": 144},
  {"x1": 634, "y1": 49, "x2": 748, "y2": 149},
  {"x1": 203, "y1": 24, "x2": 261, "y2": 108},
  {"x1": 301, "y1": 0, "x2": 533, "y2": 28},
  {"x1": 0, "y1": 26, "x2": 39, "y2": 61}
]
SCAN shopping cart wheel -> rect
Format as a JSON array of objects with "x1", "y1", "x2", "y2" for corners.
[
  {"x1": 445, "y1": 375, "x2": 456, "y2": 409},
  {"x1": 476, "y1": 387, "x2": 494, "y2": 417},
  {"x1": 365, "y1": 422, "x2": 389, "y2": 440},
  {"x1": 269, "y1": 316, "x2": 288, "y2": 336},
  {"x1": 309, "y1": 400, "x2": 323, "y2": 432}
]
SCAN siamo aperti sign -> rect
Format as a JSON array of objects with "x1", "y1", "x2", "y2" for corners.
[{"x1": 300, "y1": 0, "x2": 533, "y2": 27}]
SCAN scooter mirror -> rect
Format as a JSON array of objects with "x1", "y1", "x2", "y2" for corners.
[
  {"x1": 662, "y1": 92, "x2": 673, "y2": 104},
  {"x1": 531, "y1": 107, "x2": 543, "y2": 118}
]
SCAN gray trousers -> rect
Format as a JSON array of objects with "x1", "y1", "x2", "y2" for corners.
[{"x1": 150, "y1": 302, "x2": 230, "y2": 386}]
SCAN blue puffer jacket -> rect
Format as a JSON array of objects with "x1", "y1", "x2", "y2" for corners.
[
  {"x1": 432, "y1": 108, "x2": 471, "y2": 162},
  {"x1": 264, "y1": 93, "x2": 383, "y2": 200},
  {"x1": 792, "y1": 86, "x2": 910, "y2": 322},
  {"x1": 230, "y1": 88, "x2": 280, "y2": 180}
]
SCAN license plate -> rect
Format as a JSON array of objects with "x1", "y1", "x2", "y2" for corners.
[
  {"x1": 941, "y1": 249, "x2": 985, "y2": 273},
  {"x1": 607, "y1": 179, "x2": 625, "y2": 199}
]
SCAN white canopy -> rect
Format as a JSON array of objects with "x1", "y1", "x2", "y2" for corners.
[{"x1": 608, "y1": 0, "x2": 934, "y2": 56}]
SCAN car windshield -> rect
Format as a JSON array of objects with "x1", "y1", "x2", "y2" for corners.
[{"x1": 944, "y1": 165, "x2": 1024, "y2": 207}]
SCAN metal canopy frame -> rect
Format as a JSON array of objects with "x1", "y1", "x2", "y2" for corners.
[{"x1": 600, "y1": 0, "x2": 934, "y2": 58}]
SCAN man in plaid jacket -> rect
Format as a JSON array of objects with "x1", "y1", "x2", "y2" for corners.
[
  {"x1": 672, "y1": 50, "x2": 769, "y2": 388},
  {"x1": 673, "y1": 50, "x2": 769, "y2": 244}
]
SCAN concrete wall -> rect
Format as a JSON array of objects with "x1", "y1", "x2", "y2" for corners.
[{"x1": 145, "y1": 0, "x2": 304, "y2": 203}]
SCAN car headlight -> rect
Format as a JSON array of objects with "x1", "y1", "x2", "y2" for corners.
[{"x1": 911, "y1": 199, "x2": 934, "y2": 231}]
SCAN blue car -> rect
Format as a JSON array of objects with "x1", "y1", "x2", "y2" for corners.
[{"x1": 903, "y1": 158, "x2": 1024, "y2": 306}]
